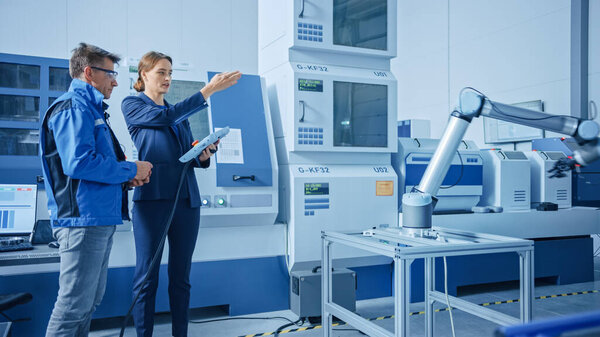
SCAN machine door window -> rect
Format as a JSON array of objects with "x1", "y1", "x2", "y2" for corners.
[
  {"x1": 165, "y1": 80, "x2": 209, "y2": 140},
  {"x1": 333, "y1": 0, "x2": 387, "y2": 51},
  {"x1": 333, "y1": 81, "x2": 387, "y2": 148}
]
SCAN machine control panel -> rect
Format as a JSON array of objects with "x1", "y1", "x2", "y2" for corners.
[
  {"x1": 297, "y1": 127, "x2": 324, "y2": 145},
  {"x1": 303, "y1": 182, "x2": 330, "y2": 216},
  {"x1": 297, "y1": 22, "x2": 323, "y2": 43}
]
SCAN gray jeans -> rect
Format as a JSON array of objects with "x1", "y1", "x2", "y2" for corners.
[{"x1": 45, "y1": 225, "x2": 116, "y2": 337}]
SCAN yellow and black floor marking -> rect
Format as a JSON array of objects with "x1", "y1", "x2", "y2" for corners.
[{"x1": 239, "y1": 290, "x2": 599, "y2": 336}]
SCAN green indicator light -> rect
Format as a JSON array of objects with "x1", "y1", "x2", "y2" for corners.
[{"x1": 218, "y1": 198, "x2": 225, "y2": 205}]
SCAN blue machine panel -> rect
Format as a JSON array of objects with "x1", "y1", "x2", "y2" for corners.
[
  {"x1": 207, "y1": 73, "x2": 272, "y2": 187},
  {"x1": 397, "y1": 120, "x2": 411, "y2": 137},
  {"x1": 405, "y1": 164, "x2": 483, "y2": 186}
]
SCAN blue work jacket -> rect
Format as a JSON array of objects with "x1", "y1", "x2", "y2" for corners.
[
  {"x1": 122, "y1": 91, "x2": 210, "y2": 208},
  {"x1": 40, "y1": 79, "x2": 138, "y2": 227}
]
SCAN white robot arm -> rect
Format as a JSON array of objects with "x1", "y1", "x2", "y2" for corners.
[{"x1": 402, "y1": 87, "x2": 600, "y2": 231}]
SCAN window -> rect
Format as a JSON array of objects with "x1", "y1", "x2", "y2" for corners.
[
  {"x1": 0, "y1": 53, "x2": 71, "y2": 183},
  {"x1": 0, "y1": 62, "x2": 40, "y2": 89},
  {"x1": 0, "y1": 94, "x2": 40, "y2": 122},
  {"x1": 49, "y1": 67, "x2": 71, "y2": 91},
  {"x1": 0, "y1": 128, "x2": 39, "y2": 156}
]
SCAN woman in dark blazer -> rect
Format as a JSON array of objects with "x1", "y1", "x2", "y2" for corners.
[{"x1": 122, "y1": 51, "x2": 240, "y2": 337}]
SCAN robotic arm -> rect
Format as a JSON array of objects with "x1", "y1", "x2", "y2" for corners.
[
  {"x1": 460, "y1": 88, "x2": 600, "y2": 177},
  {"x1": 402, "y1": 87, "x2": 600, "y2": 231}
]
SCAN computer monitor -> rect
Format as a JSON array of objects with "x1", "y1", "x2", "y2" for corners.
[
  {"x1": 0, "y1": 184, "x2": 37, "y2": 235},
  {"x1": 483, "y1": 100, "x2": 545, "y2": 144}
]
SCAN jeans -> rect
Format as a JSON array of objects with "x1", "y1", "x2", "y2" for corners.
[{"x1": 45, "y1": 225, "x2": 116, "y2": 337}]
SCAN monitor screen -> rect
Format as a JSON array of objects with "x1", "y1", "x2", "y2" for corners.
[
  {"x1": 483, "y1": 100, "x2": 545, "y2": 144},
  {"x1": 0, "y1": 184, "x2": 37, "y2": 235},
  {"x1": 333, "y1": 81, "x2": 388, "y2": 147}
]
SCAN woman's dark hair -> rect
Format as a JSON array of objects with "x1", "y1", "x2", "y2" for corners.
[{"x1": 133, "y1": 51, "x2": 173, "y2": 92}]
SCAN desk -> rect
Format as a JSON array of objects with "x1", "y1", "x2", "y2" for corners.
[
  {"x1": 0, "y1": 224, "x2": 289, "y2": 337},
  {"x1": 423, "y1": 207, "x2": 600, "y2": 239},
  {"x1": 322, "y1": 227, "x2": 534, "y2": 337},
  {"x1": 0, "y1": 244, "x2": 59, "y2": 274}
]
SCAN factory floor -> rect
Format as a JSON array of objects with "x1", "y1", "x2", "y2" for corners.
[{"x1": 90, "y1": 256, "x2": 600, "y2": 337}]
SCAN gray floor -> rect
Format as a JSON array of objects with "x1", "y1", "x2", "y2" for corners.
[{"x1": 90, "y1": 256, "x2": 600, "y2": 337}]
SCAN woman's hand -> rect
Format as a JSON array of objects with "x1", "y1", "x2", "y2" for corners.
[
  {"x1": 200, "y1": 71, "x2": 242, "y2": 99},
  {"x1": 198, "y1": 139, "x2": 220, "y2": 162}
]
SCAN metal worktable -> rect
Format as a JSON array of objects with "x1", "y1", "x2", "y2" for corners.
[{"x1": 321, "y1": 227, "x2": 535, "y2": 337}]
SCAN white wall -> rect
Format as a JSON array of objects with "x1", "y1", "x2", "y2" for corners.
[
  {"x1": 392, "y1": 0, "x2": 598, "y2": 150},
  {"x1": 0, "y1": 0, "x2": 258, "y2": 156}
]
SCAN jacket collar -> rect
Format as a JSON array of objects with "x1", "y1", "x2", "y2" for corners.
[{"x1": 69, "y1": 78, "x2": 107, "y2": 111}]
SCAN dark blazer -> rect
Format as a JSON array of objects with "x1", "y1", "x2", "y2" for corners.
[{"x1": 122, "y1": 91, "x2": 210, "y2": 208}]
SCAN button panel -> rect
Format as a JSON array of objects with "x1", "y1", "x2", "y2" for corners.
[
  {"x1": 297, "y1": 22, "x2": 323, "y2": 42},
  {"x1": 297, "y1": 127, "x2": 324, "y2": 145}
]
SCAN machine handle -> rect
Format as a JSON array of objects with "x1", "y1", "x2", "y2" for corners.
[
  {"x1": 299, "y1": 0, "x2": 305, "y2": 17},
  {"x1": 299, "y1": 100, "x2": 306, "y2": 122},
  {"x1": 311, "y1": 266, "x2": 334, "y2": 273},
  {"x1": 233, "y1": 175, "x2": 255, "y2": 181}
]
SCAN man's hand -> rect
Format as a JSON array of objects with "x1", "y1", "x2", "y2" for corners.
[
  {"x1": 199, "y1": 139, "x2": 220, "y2": 162},
  {"x1": 128, "y1": 178, "x2": 146, "y2": 187},
  {"x1": 134, "y1": 161, "x2": 153, "y2": 181},
  {"x1": 200, "y1": 71, "x2": 242, "y2": 99}
]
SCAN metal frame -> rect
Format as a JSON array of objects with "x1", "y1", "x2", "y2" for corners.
[{"x1": 321, "y1": 227, "x2": 534, "y2": 337}]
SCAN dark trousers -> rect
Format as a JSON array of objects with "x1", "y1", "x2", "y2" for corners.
[{"x1": 131, "y1": 199, "x2": 200, "y2": 337}]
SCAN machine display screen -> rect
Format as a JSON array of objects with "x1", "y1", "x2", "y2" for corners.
[
  {"x1": 304, "y1": 183, "x2": 329, "y2": 195},
  {"x1": 298, "y1": 79, "x2": 323, "y2": 92},
  {"x1": 333, "y1": 0, "x2": 387, "y2": 51},
  {"x1": 547, "y1": 152, "x2": 566, "y2": 160},
  {"x1": 333, "y1": 81, "x2": 387, "y2": 148},
  {"x1": 504, "y1": 151, "x2": 527, "y2": 160},
  {"x1": 167, "y1": 80, "x2": 210, "y2": 140}
]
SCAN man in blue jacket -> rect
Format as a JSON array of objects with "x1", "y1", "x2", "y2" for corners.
[{"x1": 40, "y1": 43, "x2": 153, "y2": 337}]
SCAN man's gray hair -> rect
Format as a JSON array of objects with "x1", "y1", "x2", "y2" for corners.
[{"x1": 69, "y1": 42, "x2": 121, "y2": 79}]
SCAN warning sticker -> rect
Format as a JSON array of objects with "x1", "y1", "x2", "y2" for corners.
[{"x1": 376, "y1": 181, "x2": 394, "y2": 196}]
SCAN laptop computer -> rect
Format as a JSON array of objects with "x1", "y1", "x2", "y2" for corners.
[{"x1": 0, "y1": 184, "x2": 37, "y2": 252}]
